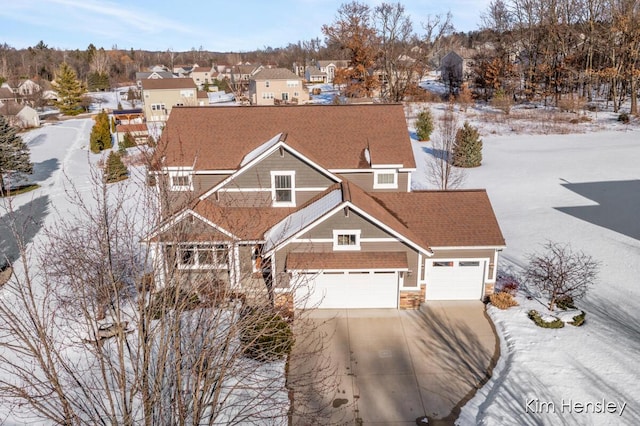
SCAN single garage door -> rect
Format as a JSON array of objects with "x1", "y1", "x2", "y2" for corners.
[
  {"x1": 294, "y1": 271, "x2": 399, "y2": 309},
  {"x1": 425, "y1": 259, "x2": 486, "y2": 300}
]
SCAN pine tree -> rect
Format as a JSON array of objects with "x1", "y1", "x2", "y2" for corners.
[
  {"x1": 104, "y1": 151, "x2": 128, "y2": 183},
  {"x1": 415, "y1": 109, "x2": 434, "y2": 141},
  {"x1": 452, "y1": 122, "x2": 483, "y2": 168},
  {"x1": 90, "y1": 111, "x2": 112, "y2": 153},
  {"x1": 0, "y1": 116, "x2": 33, "y2": 195},
  {"x1": 52, "y1": 62, "x2": 86, "y2": 116}
]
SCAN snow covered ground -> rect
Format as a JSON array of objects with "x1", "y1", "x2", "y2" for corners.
[{"x1": 411, "y1": 122, "x2": 640, "y2": 424}]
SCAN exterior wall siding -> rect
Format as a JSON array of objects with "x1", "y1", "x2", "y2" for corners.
[
  {"x1": 338, "y1": 171, "x2": 410, "y2": 192},
  {"x1": 299, "y1": 210, "x2": 393, "y2": 239}
]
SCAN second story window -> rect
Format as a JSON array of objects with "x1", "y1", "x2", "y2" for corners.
[
  {"x1": 373, "y1": 170, "x2": 398, "y2": 189},
  {"x1": 333, "y1": 230, "x2": 361, "y2": 251},
  {"x1": 271, "y1": 171, "x2": 295, "y2": 207},
  {"x1": 169, "y1": 170, "x2": 193, "y2": 191}
]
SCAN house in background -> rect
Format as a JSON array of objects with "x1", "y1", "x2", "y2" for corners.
[
  {"x1": 141, "y1": 78, "x2": 198, "y2": 123},
  {"x1": 249, "y1": 68, "x2": 309, "y2": 105},
  {"x1": 0, "y1": 101, "x2": 40, "y2": 128},
  {"x1": 191, "y1": 66, "x2": 213, "y2": 90},
  {"x1": 135, "y1": 71, "x2": 175, "y2": 88},
  {"x1": 231, "y1": 63, "x2": 264, "y2": 94},
  {"x1": 147, "y1": 105, "x2": 505, "y2": 311}
]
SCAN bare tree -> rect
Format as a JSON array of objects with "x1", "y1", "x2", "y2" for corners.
[
  {"x1": 0, "y1": 164, "x2": 338, "y2": 424},
  {"x1": 426, "y1": 103, "x2": 465, "y2": 190},
  {"x1": 523, "y1": 241, "x2": 599, "y2": 311}
]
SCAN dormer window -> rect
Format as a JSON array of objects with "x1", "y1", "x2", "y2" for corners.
[
  {"x1": 271, "y1": 171, "x2": 295, "y2": 207},
  {"x1": 373, "y1": 170, "x2": 398, "y2": 189}
]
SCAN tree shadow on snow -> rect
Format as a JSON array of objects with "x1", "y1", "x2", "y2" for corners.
[
  {"x1": 31, "y1": 158, "x2": 60, "y2": 183},
  {"x1": 27, "y1": 133, "x2": 47, "y2": 147},
  {"x1": 0, "y1": 195, "x2": 49, "y2": 269},
  {"x1": 555, "y1": 180, "x2": 640, "y2": 241},
  {"x1": 421, "y1": 146, "x2": 450, "y2": 161}
]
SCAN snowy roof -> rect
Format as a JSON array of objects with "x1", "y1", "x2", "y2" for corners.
[
  {"x1": 263, "y1": 187, "x2": 343, "y2": 252},
  {"x1": 240, "y1": 133, "x2": 283, "y2": 167}
]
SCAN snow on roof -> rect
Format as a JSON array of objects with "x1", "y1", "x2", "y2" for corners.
[
  {"x1": 240, "y1": 133, "x2": 283, "y2": 167},
  {"x1": 263, "y1": 188, "x2": 343, "y2": 252}
]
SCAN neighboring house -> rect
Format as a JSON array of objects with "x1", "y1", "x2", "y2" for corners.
[
  {"x1": 230, "y1": 63, "x2": 263, "y2": 93},
  {"x1": 135, "y1": 71, "x2": 175, "y2": 88},
  {"x1": 439, "y1": 50, "x2": 475, "y2": 90},
  {"x1": 174, "y1": 64, "x2": 198, "y2": 77},
  {"x1": 147, "y1": 105, "x2": 505, "y2": 311},
  {"x1": 191, "y1": 66, "x2": 213, "y2": 89},
  {"x1": 0, "y1": 101, "x2": 40, "y2": 128},
  {"x1": 0, "y1": 87, "x2": 16, "y2": 103},
  {"x1": 115, "y1": 123, "x2": 149, "y2": 145},
  {"x1": 304, "y1": 66, "x2": 327, "y2": 83},
  {"x1": 316, "y1": 60, "x2": 349, "y2": 84},
  {"x1": 16, "y1": 79, "x2": 42, "y2": 97},
  {"x1": 141, "y1": 78, "x2": 198, "y2": 122},
  {"x1": 249, "y1": 68, "x2": 309, "y2": 105}
]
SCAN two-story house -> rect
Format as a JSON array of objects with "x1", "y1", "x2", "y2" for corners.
[
  {"x1": 141, "y1": 78, "x2": 200, "y2": 123},
  {"x1": 191, "y1": 66, "x2": 213, "y2": 90},
  {"x1": 249, "y1": 68, "x2": 309, "y2": 105},
  {"x1": 147, "y1": 104, "x2": 505, "y2": 311}
]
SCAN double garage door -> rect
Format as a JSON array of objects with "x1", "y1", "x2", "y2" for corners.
[
  {"x1": 295, "y1": 271, "x2": 399, "y2": 309},
  {"x1": 425, "y1": 259, "x2": 487, "y2": 300}
]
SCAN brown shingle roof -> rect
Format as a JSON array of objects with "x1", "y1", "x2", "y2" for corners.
[
  {"x1": 372, "y1": 190, "x2": 506, "y2": 247},
  {"x1": 116, "y1": 123, "x2": 148, "y2": 133},
  {"x1": 251, "y1": 68, "x2": 301, "y2": 80},
  {"x1": 141, "y1": 78, "x2": 197, "y2": 90},
  {"x1": 286, "y1": 251, "x2": 408, "y2": 270},
  {"x1": 158, "y1": 104, "x2": 415, "y2": 170}
]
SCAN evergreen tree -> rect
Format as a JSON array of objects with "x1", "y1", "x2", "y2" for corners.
[
  {"x1": 415, "y1": 109, "x2": 434, "y2": 141},
  {"x1": 90, "y1": 111, "x2": 112, "y2": 153},
  {"x1": 52, "y1": 62, "x2": 86, "y2": 116},
  {"x1": 104, "y1": 151, "x2": 128, "y2": 183},
  {"x1": 452, "y1": 122, "x2": 483, "y2": 168},
  {"x1": 0, "y1": 116, "x2": 33, "y2": 195}
]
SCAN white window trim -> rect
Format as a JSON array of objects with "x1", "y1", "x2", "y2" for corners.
[
  {"x1": 176, "y1": 244, "x2": 229, "y2": 270},
  {"x1": 271, "y1": 171, "x2": 296, "y2": 207},
  {"x1": 169, "y1": 169, "x2": 193, "y2": 191},
  {"x1": 333, "y1": 229, "x2": 361, "y2": 251},
  {"x1": 373, "y1": 169, "x2": 398, "y2": 189}
]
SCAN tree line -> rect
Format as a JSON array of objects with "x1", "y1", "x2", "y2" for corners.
[{"x1": 1, "y1": 0, "x2": 639, "y2": 110}]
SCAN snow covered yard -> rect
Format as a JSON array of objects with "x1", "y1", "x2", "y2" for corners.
[{"x1": 410, "y1": 128, "x2": 640, "y2": 425}]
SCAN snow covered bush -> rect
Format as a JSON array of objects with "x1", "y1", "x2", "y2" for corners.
[
  {"x1": 489, "y1": 292, "x2": 518, "y2": 309},
  {"x1": 528, "y1": 310, "x2": 565, "y2": 329},
  {"x1": 569, "y1": 311, "x2": 586, "y2": 327}
]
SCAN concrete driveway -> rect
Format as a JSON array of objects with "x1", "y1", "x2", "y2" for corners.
[{"x1": 289, "y1": 302, "x2": 498, "y2": 425}]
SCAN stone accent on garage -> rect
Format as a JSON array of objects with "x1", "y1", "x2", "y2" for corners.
[
  {"x1": 399, "y1": 284, "x2": 426, "y2": 309},
  {"x1": 275, "y1": 292, "x2": 294, "y2": 318}
]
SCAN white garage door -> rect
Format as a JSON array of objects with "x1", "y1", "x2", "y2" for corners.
[
  {"x1": 425, "y1": 259, "x2": 486, "y2": 300},
  {"x1": 294, "y1": 271, "x2": 399, "y2": 309}
]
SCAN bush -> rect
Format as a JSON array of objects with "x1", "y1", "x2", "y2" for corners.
[
  {"x1": 491, "y1": 88, "x2": 512, "y2": 115},
  {"x1": 415, "y1": 109, "x2": 434, "y2": 141},
  {"x1": 120, "y1": 132, "x2": 136, "y2": 149},
  {"x1": 148, "y1": 287, "x2": 201, "y2": 319},
  {"x1": 555, "y1": 295, "x2": 575, "y2": 310},
  {"x1": 501, "y1": 281, "x2": 519, "y2": 296},
  {"x1": 618, "y1": 112, "x2": 630, "y2": 124},
  {"x1": 104, "y1": 152, "x2": 128, "y2": 183},
  {"x1": 569, "y1": 310, "x2": 586, "y2": 327},
  {"x1": 452, "y1": 121, "x2": 483, "y2": 167},
  {"x1": 240, "y1": 309, "x2": 294, "y2": 362},
  {"x1": 489, "y1": 292, "x2": 518, "y2": 309},
  {"x1": 528, "y1": 310, "x2": 565, "y2": 329}
]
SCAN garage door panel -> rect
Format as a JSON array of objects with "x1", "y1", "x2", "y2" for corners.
[
  {"x1": 294, "y1": 271, "x2": 398, "y2": 309},
  {"x1": 426, "y1": 259, "x2": 486, "y2": 301}
]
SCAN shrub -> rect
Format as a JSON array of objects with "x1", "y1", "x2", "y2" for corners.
[
  {"x1": 491, "y1": 88, "x2": 512, "y2": 115},
  {"x1": 528, "y1": 310, "x2": 565, "y2": 329},
  {"x1": 618, "y1": 112, "x2": 630, "y2": 124},
  {"x1": 148, "y1": 287, "x2": 201, "y2": 319},
  {"x1": 120, "y1": 132, "x2": 136, "y2": 149},
  {"x1": 489, "y1": 292, "x2": 518, "y2": 309},
  {"x1": 240, "y1": 309, "x2": 294, "y2": 362},
  {"x1": 569, "y1": 310, "x2": 586, "y2": 327},
  {"x1": 452, "y1": 121, "x2": 483, "y2": 167},
  {"x1": 104, "y1": 152, "x2": 128, "y2": 183},
  {"x1": 555, "y1": 295, "x2": 575, "y2": 310},
  {"x1": 501, "y1": 281, "x2": 519, "y2": 296},
  {"x1": 415, "y1": 109, "x2": 434, "y2": 141}
]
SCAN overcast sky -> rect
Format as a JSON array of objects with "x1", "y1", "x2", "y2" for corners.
[{"x1": 1, "y1": 0, "x2": 491, "y2": 52}]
